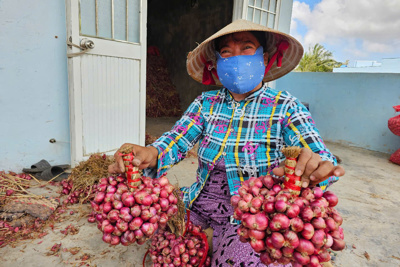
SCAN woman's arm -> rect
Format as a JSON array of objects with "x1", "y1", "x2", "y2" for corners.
[
  {"x1": 145, "y1": 95, "x2": 205, "y2": 178},
  {"x1": 109, "y1": 95, "x2": 205, "y2": 177}
]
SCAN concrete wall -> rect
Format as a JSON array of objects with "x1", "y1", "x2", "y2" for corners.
[
  {"x1": 0, "y1": 0, "x2": 70, "y2": 171},
  {"x1": 147, "y1": 0, "x2": 233, "y2": 110},
  {"x1": 276, "y1": 72, "x2": 400, "y2": 154}
]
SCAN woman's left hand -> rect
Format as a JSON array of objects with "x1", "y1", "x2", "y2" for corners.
[{"x1": 272, "y1": 148, "x2": 345, "y2": 188}]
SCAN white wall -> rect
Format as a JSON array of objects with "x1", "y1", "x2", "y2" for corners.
[{"x1": 0, "y1": 0, "x2": 70, "y2": 171}]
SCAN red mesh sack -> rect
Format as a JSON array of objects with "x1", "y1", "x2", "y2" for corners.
[
  {"x1": 389, "y1": 148, "x2": 400, "y2": 165},
  {"x1": 388, "y1": 105, "x2": 400, "y2": 136}
]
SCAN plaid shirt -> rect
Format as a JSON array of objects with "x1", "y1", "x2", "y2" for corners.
[{"x1": 145, "y1": 84, "x2": 338, "y2": 208}]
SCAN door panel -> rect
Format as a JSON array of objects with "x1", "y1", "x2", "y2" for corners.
[
  {"x1": 233, "y1": 0, "x2": 280, "y2": 30},
  {"x1": 66, "y1": 0, "x2": 147, "y2": 165},
  {"x1": 80, "y1": 55, "x2": 141, "y2": 156}
]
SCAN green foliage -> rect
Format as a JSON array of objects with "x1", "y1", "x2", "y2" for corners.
[{"x1": 295, "y1": 43, "x2": 343, "y2": 72}]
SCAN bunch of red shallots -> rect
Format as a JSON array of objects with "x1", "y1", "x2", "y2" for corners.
[
  {"x1": 90, "y1": 175, "x2": 179, "y2": 246},
  {"x1": 148, "y1": 221, "x2": 211, "y2": 267},
  {"x1": 231, "y1": 147, "x2": 345, "y2": 266}
]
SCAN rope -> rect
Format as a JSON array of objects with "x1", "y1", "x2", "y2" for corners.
[{"x1": 66, "y1": 40, "x2": 90, "y2": 58}]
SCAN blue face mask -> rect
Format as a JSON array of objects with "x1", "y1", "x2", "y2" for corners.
[{"x1": 216, "y1": 46, "x2": 266, "y2": 94}]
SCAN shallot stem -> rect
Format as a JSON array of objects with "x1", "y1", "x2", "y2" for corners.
[
  {"x1": 44, "y1": 172, "x2": 66, "y2": 184},
  {"x1": 29, "y1": 174, "x2": 42, "y2": 184}
]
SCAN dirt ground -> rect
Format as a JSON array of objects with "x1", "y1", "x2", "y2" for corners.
[{"x1": 1, "y1": 117, "x2": 399, "y2": 267}]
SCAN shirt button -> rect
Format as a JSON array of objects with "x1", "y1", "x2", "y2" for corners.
[
  {"x1": 230, "y1": 129, "x2": 234, "y2": 132},
  {"x1": 222, "y1": 152, "x2": 227, "y2": 156}
]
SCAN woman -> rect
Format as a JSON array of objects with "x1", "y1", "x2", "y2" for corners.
[{"x1": 109, "y1": 20, "x2": 344, "y2": 266}]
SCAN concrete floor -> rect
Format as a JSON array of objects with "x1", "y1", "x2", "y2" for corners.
[{"x1": 1, "y1": 117, "x2": 400, "y2": 267}]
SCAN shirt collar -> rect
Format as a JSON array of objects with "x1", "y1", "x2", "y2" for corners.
[{"x1": 221, "y1": 83, "x2": 268, "y2": 102}]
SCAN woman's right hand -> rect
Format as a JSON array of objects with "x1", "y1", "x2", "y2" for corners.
[{"x1": 108, "y1": 143, "x2": 159, "y2": 174}]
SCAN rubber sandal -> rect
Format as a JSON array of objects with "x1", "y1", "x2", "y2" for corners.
[
  {"x1": 39, "y1": 166, "x2": 68, "y2": 181},
  {"x1": 54, "y1": 164, "x2": 70, "y2": 170},
  {"x1": 22, "y1": 159, "x2": 51, "y2": 173}
]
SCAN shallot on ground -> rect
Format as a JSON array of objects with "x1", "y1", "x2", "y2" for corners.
[{"x1": 60, "y1": 179, "x2": 98, "y2": 205}]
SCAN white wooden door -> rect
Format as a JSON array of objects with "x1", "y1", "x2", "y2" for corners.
[
  {"x1": 66, "y1": 0, "x2": 147, "y2": 166},
  {"x1": 233, "y1": 0, "x2": 281, "y2": 29}
]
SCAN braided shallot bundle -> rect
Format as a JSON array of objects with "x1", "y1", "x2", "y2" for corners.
[
  {"x1": 231, "y1": 147, "x2": 345, "y2": 266},
  {"x1": 90, "y1": 175, "x2": 179, "y2": 246}
]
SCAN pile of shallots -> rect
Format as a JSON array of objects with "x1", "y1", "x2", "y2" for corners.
[
  {"x1": 90, "y1": 175, "x2": 178, "y2": 246},
  {"x1": 148, "y1": 221, "x2": 211, "y2": 267},
  {"x1": 60, "y1": 180, "x2": 98, "y2": 205},
  {"x1": 231, "y1": 176, "x2": 345, "y2": 266}
]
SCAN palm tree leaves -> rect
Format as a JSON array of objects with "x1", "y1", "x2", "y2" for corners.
[{"x1": 295, "y1": 44, "x2": 343, "y2": 72}]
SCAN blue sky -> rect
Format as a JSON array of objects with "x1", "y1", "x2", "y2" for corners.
[{"x1": 290, "y1": 0, "x2": 400, "y2": 63}]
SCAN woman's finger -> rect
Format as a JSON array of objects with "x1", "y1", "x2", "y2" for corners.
[
  {"x1": 294, "y1": 148, "x2": 313, "y2": 177},
  {"x1": 333, "y1": 165, "x2": 346, "y2": 177},
  {"x1": 114, "y1": 151, "x2": 125, "y2": 173},
  {"x1": 132, "y1": 155, "x2": 143, "y2": 167},
  {"x1": 302, "y1": 152, "x2": 322, "y2": 180},
  {"x1": 308, "y1": 160, "x2": 334, "y2": 185},
  {"x1": 272, "y1": 167, "x2": 285, "y2": 177},
  {"x1": 108, "y1": 162, "x2": 122, "y2": 174},
  {"x1": 112, "y1": 149, "x2": 125, "y2": 173},
  {"x1": 309, "y1": 163, "x2": 346, "y2": 186}
]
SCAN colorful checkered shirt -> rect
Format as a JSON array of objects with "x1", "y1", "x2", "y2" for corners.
[{"x1": 145, "y1": 84, "x2": 338, "y2": 208}]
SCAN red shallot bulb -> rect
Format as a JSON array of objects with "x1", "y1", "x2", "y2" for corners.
[
  {"x1": 261, "y1": 175, "x2": 274, "y2": 189},
  {"x1": 331, "y1": 237, "x2": 346, "y2": 251},
  {"x1": 311, "y1": 229, "x2": 327, "y2": 249},
  {"x1": 283, "y1": 230, "x2": 300, "y2": 249},
  {"x1": 230, "y1": 195, "x2": 241, "y2": 208},
  {"x1": 301, "y1": 206, "x2": 314, "y2": 222},
  {"x1": 248, "y1": 229, "x2": 265, "y2": 240},
  {"x1": 312, "y1": 187, "x2": 323, "y2": 199},
  {"x1": 271, "y1": 232, "x2": 285, "y2": 249},
  {"x1": 290, "y1": 217, "x2": 304, "y2": 232},
  {"x1": 275, "y1": 200, "x2": 288, "y2": 213},
  {"x1": 296, "y1": 239, "x2": 315, "y2": 256},
  {"x1": 250, "y1": 238, "x2": 266, "y2": 252},
  {"x1": 102, "y1": 233, "x2": 112, "y2": 243},
  {"x1": 301, "y1": 223, "x2": 315, "y2": 240},
  {"x1": 323, "y1": 191, "x2": 339, "y2": 207},
  {"x1": 110, "y1": 235, "x2": 120, "y2": 245},
  {"x1": 269, "y1": 214, "x2": 290, "y2": 231},
  {"x1": 286, "y1": 204, "x2": 300, "y2": 218}
]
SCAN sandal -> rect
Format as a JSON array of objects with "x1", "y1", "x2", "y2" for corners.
[
  {"x1": 39, "y1": 165, "x2": 70, "y2": 181},
  {"x1": 22, "y1": 159, "x2": 51, "y2": 173}
]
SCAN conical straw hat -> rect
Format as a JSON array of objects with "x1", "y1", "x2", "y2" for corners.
[{"x1": 186, "y1": 19, "x2": 303, "y2": 85}]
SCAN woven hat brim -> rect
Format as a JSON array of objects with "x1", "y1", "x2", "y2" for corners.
[{"x1": 186, "y1": 19, "x2": 304, "y2": 86}]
